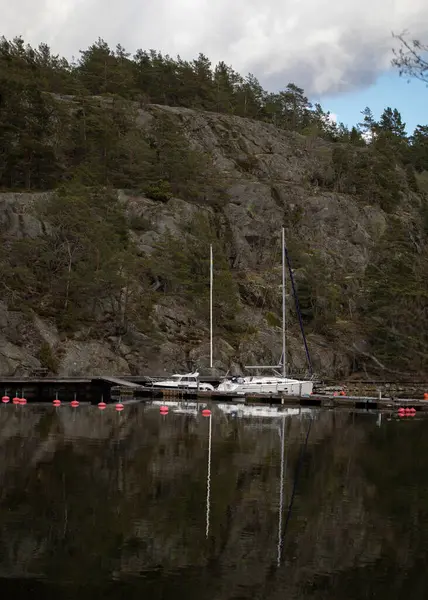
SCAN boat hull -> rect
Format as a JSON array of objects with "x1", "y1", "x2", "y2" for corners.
[
  {"x1": 217, "y1": 380, "x2": 313, "y2": 396},
  {"x1": 151, "y1": 382, "x2": 214, "y2": 391}
]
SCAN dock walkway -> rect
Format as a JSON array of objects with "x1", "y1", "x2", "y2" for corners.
[{"x1": 1, "y1": 375, "x2": 428, "y2": 409}]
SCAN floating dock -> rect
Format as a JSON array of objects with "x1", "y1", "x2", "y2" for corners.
[
  {"x1": 1, "y1": 375, "x2": 428, "y2": 411},
  {"x1": 131, "y1": 386, "x2": 428, "y2": 411},
  {"x1": 0, "y1": 376, "x2": 138, "y2": 403}
]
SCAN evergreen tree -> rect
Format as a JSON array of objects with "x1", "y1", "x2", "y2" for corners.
[
  {"x1": 410, "y1": 125, "x2": 428, "y2": 172},
  {"x1": 364, "y1": 216, "x2": 428, "y2": 371},
  {"x1": 213, "y1": 61, "x2": 238, "y2": 113},
  {"x1": 133, "y1": 48, "x2": 154, "y2": 102},
  {"x1": 273, "y1": 83, "x2": 312, "y2": 131},
  {"x1": 77, "y1": 38, "x2": 134, "y2": 95},
  {"x1": 0, "y1": 77, "x2": 64, "y2": 189},
  {"x1": 349, "y1": 126, "x2": 365, "y2": 146},
  {"x1": 358, "y1": 107, "x2": 377, "y2": 142},
  {"x1": 378, "y1": 107, "x2": 407, "y2": 138},
  {"x1": 239, "y1": 73, "x2": 265, "y2": 118},
  {"x1": 191, "y1": 53, "x2": 215, "y2": 109}
]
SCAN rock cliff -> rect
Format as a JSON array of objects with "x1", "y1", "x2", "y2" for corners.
[{"x1": 0, "y1": 104, "x2": 423, "y2": 378}]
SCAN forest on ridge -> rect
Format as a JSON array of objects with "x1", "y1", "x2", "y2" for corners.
[{"x1": 0, "y1": 33, "x2": 427, "y2": 377}]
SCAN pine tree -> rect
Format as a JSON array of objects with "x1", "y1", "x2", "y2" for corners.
[
  {"x1": 278, "y1": 83, "x2": 312, "y2": 131},
  {"x1": 77, "y1": 38, "x2": 134, "y2": 95},
  {"x1": 235, "y1": 73, "x2": 265, "y2": 118},
  {"x1": 349, "y1": 126, "x2": 365, "y2": 146},
  {"x1": 364, "y1": 216, "x2": 428, "y2": 371},
  {"x1": 191, "y1": 53, "x2": 215, "y2": 109},
  {"x1": 358, "y1": 107, "x2": 377, "y2": 142},
  {"x1": 133, "y1": 48, "x2": 153, "y2": 102},
  {"x1": 378, "y1": 107, "x2": 407, "y2": 138},
  {"x1": 213, "y1": 62, "x2": 238, "y2": 113},
  {"x1": 410, "y1": 125, "x2": 428, "y2": 172}
]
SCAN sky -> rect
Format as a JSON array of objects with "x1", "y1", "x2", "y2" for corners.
[
  {"x1": 319, "y1": 72, "x2": 428, "y2": 134},
  {"x1": 1, "y1": 0, "x2": 428, "y2": 132}
]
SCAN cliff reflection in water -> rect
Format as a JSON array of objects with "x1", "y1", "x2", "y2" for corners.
[{"x1": 0, "y1": 404, "x2": 427, "y2": 599}]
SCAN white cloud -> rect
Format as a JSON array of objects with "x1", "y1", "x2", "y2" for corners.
[{"x1": 1, "y1": 0, "x2": 428, "y2": 95}]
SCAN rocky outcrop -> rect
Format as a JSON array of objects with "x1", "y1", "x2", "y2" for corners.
[{"x1": 0, "y1": 105, "x2": 404, "y2": 378}]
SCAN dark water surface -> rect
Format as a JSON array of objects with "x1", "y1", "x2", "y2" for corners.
[{"x1": 0, "y1": 403, "x2": 427, "y2": 599}]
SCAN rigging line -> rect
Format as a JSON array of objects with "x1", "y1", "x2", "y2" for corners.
[
  {"x1": 282, "y1": 230, "x2": 288, "y2": 372},
  {"x1": 258, "y1": 230, "x2": 282, "y2": 307},
  {"x1": 283, "y1": 242, "x2": 313, "y2": 376},
  {"x1": 254, "y1": 234, "x2": 281, "y2": 311},
  {"x1": 258, "y1": 235, "x2": 282, "y2": 358},
  {"x1": 280, "y1": 416, "x2": 312, "y2": 564},
  {"x1": 242, "y1": 232, "x2": 281, "y2": 340}
]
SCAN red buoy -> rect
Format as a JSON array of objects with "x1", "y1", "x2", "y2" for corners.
[
  {"x1": 70, "y1": 400, "x2": 79, "y2": 408},
  {"x1": 53, "y1": 399, "x2": 61, "y2": 407},
  {"x1": 115, "y1": 403, "x2": 124, "y2": 412},
  {"x1": 202, "y1": 409, "x2": 212, "y2": 417},
  {"x1": 19, "y1": 398, "x2": 27, "y2": 405},
  {"x1": 159, "y1": 405, "x2": 169, "y2": 414},
  {"x1": 98, "y1": 401, "x2": 107, "y2": 410},
  {"x1": 12, "y1": 397, "x2": 20, "y2": 405},
  {"x1": 2, "y1": 396, "x2": 9, "y2": 404}
]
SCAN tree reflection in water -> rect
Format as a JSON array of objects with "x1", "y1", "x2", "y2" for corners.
[{"x1": 0, "y1": 405, "x2": 426, "y2": 599}]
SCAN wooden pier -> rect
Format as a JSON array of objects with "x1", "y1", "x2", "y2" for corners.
[
  {"x1": 130, "y1": 384, "x2": 428, "y2": 411},
  {"x1": 0, "y1": 376, "x2": 140, "y2": 403},
  {"x1": 1, "y1": 374, "x2": 428, "y2": 411}
]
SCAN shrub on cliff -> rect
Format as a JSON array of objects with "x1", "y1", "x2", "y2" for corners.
[
  {"x1": 1, "y1": 184, "x2": 143, "y2": 331},
  {"x1": 148, "y1": 213, "x2": 239, "y2": 323}
]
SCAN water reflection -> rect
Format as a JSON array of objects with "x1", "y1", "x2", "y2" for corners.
[
  {"x1": 0, "y1": 404, "x2": 427, "y2": 598},
  {"x1": 206, "y1": 412, "x2": 212, "y2": 540},
  {"x1": 277, "y1": 416, "x2": 286, "y2": 567}
]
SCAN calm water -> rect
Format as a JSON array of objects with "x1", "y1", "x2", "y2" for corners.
[{"x1": 0, "y1": 403, "x2": 427, "y2": 599}]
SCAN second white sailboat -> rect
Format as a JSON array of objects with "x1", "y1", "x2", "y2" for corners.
[{"x1": 216, "y1": 228, "x2": 313, "y2": 396}]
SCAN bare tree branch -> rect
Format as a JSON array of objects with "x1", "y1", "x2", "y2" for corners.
[{"x1": 392, "y1": 31, "x2": 428, "y2": 85}]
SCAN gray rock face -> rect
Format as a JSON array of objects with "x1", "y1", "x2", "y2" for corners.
[
  {"x1": 0, "y1": 106, "x2": 395, "y2": 378},
  {"x1": 58, "y1": 341, "x2": 131, "y2": 376},
  {"x1": 0, "y1": 193, "x2": 50, "y2": 239}
]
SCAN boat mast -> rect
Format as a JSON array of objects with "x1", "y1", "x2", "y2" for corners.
[
  {"x1": 282, "y1": 228, "x2": 286, "y2": 377},
  {"x1": 277, "y1": 414, "x2": 286, "y2": 566},
  {"x1": 210, "y1": 244, "x2": 213, "y2": 369}
]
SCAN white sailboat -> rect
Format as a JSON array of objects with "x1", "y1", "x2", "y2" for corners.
[
  {"x1": 149, "y1": 399, "x2": 209, "y2": 414},
  {"x1": 216, "y1": 228, "x2": 313, "y2": 396},
  {"x1": 215, "y1": 404, "x2": 312, "y2": 418}
]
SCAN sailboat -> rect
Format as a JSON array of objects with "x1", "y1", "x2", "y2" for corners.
[
  {"x1": 149, "y1": 372, "x2": 214, "y2": 391},
  {"x1": 216, "y1": 228, "x2": 314, "y2": 396}
]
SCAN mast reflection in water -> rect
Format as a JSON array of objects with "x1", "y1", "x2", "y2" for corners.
[{"x1": 0, "y1": 404, "x2": 427, "y2": 599}]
